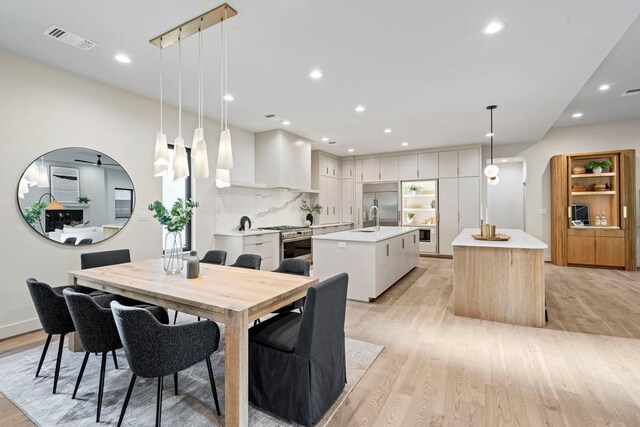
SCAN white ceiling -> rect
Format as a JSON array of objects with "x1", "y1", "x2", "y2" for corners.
[
  {"x1": 1, "y1": 1, "x2": 639, "y2": 156},
  {"x1": 553, "y1": 15, "x2": 640, "y2": 128}
]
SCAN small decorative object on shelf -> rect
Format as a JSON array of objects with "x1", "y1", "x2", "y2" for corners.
[
  {"x1": 148, "y1": 198, "x2": 199, "y2": 274},
  {"x1": 407, "y1": 184, "x2": 422, "y2": 195},
  {"x1": 472, "y1": 223, "x2": 511, "y2": 241},
  {"x1": 407, "y1": 212, "x2": 416, "y2": 224},
  {"x1": 300, "y1": 199, "x2": 322, "y2": 225},
  {"x1": 592, "y1": 183, "x2": 607, "y2": 192},
  {"x1": 186, "y1": 251, "x2": 200, "y2": 279},
  {"x1": 585, "y1": 160, "x2": 613, "y2": 174},
  {"x1": 78, "y1": 196, "x2": 91, "y2": 204},
  {"x1": 572, "y1": 166, "x2": 587, "y2": 175}
]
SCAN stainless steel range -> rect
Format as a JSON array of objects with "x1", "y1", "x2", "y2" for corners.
[{"x1": 257, "y1": 226, "x2": 313, "y2": 263}]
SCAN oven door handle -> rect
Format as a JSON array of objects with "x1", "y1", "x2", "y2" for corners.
[{"x1": 282, "y1": 235, "x2": 312, "y2": 243}]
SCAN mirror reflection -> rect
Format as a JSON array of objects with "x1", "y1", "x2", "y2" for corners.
[{"x1": 17, "y1": 148, "x2": 135, "y2": 245}]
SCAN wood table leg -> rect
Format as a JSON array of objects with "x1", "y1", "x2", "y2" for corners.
[
  {"x1": 68, "y1": 332, "x2": 84, "y2": 352},
  {"x1": 224, "y1": 309, "x2": 249, "y2": 427}
]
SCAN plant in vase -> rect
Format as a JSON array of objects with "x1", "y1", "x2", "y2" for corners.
[
  {"x1": 407, "y1": 212, "x2": 416, "y2": 224},
  {"x1": 78, "y1": 196, "x2": 91, "y2": 204},
  {"x1": 300, "y1": 199, "x2": 323, "y2": 225},
  {"x1": 585, "y1": 160, "x2": 613, "y2": 174},
  {"x1": 148, "y1": 198, "x2": 199, "y2": 274},
  {"x1": 407, "y1": 184, "x2": 422, "y2": 195},
  {"x1": 23, "y1": 201, "x2": 47, "y2": 233}
]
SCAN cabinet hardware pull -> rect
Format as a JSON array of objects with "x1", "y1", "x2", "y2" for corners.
[
  {"x1": 402, "y1": 238, "x2": 405, "y2": 249},
  {"x1": 414, "y1": 234, "x2": 416, "y2": 243},
  {"x1": 567, "y1": 206, "x2": 572, "y2": 219},
  {"x1": 417, "y1": 169, "x2": 419, "y2": 178},
  {"x1": 387, "y1": 244, "x2": 389, "y2": 256},
  {"x1": 379, "y1": 172, "x2": 381, "y2": 180},
  {"x1": 350, "y1": 207, "x2": 352, "y2": 215},
  {"x1": 255, "y1": 242, "x2": 263, "y2": 246},
  {"x1": 333, "y1": 206, "x2": 335, "y2": 215},
  {"x1": 326, "y1": 167, "x2": 329, "y2": 174},
  {"x1": 623, "y1": 206, "x2": 628, "y2": 219}
]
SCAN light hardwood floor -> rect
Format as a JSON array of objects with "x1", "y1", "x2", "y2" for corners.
[{"x1": 2, "y1": 258, "x2": 640, "y2": 426}]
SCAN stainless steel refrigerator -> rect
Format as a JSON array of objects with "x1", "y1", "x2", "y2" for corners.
[{"x1": 362, "y1": 183, "x2": 399, "y2": 227}]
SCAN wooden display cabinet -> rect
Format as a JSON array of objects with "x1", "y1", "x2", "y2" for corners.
[{"x1": 551, "y1": 149, "x2": 636, "y2": 271}]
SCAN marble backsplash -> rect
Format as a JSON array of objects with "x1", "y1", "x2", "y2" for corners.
[{"x1": 214, "y1": 186, "x2": 316, "y2": 232}]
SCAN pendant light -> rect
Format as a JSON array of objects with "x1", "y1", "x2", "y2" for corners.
[
  {"x1": 484, "y1": 105, "x2": 500, "y2": 185},
  {"x1": 37, "y1": 158, "x2": 49, "y2": 188},
  {"x1": 172, "y1": 32, "x2": 190, "y2": 181},
  {"x1": 216, "y1": 7, "x2": 233, "y2": 188},
  {"x1": 154, "y1": 39, "x2": 169, "y2": 177},
  {"x1": 192, "y1": 19, "x2": 210, "y2": 178},
  {"x1": 18, "y1": 177, "x2": 29, "y2": 198},
  {"x1": 25, "y1": 162, "x2": 39, "y2": 186}
]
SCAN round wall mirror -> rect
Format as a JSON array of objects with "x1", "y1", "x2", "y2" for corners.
[{"x1": 17, "y1": 147, "x2": 135, "y2": 246}]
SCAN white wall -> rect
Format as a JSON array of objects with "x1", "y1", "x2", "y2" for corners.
[
  {"x1": 0, "y1": 49, "x2": 255, "y2": 338},
  {"x1": 487, "y1": 161, "x2": 525, "y2": 229}
]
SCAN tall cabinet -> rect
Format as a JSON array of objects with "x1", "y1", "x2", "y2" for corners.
[
  {"x1": 439, "y1": 176, "x2": 481, "y2": 255},
  {"x1": 551, "y1": 149, "x2": 636, "y2": 271},
  {"x1": 312, "y1": 151, "x2": 342, "y2": 224}
]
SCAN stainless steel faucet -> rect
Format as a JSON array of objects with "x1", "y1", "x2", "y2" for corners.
[{"x1": 369, "y1": 205, "x2": 380, "y2": 231}]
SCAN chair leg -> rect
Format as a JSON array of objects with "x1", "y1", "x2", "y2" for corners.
[
  {"x1": 112, "y1": 349, "x2": 118, "y2": 369},
  {"x1": 197, "y1": 316, "x2": 201, "y2": 321},
  {"x1": 205, "y1": 357, "x2": 221, "y2": 416},
  {"x1": 117, "y1": 374, "x2": 137, "y2": 427},
  {"x1": 174, "y1": 372, "x2": 178, "y2": 395},
  {"x1": 156, "y1": 376, "x2": 164, "y2": 427},
  {"x1": 72, "y1": 352, "x2": 90, "y2": 399},
  {"x1": 35, "y1": 334, "x2": 52, "y2": 377},
  {"x1": 299, "y1": 307, "x2": 303, "y2": 314},
  {"x1": 53, "y1": 333, "x2": 65, "y2": 394},
  {"x1": 173, "y1": 311, "x2": 178, "y2": 324},
  {"x1": 97, "y1": 352, "x2": 107, "y2": 422}
]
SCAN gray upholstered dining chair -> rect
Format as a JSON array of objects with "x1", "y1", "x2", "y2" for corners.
[
  {"x1": 77, "y1": 238, "x2": 93, "y2": 245},
  {"x1": 230, "y1": 254, "x2": 262, "y2": 270},
  {"x1": 63, "y1": 237, "x2": 77, "y2": 245},
  {"x1": 248, "y1": 273, "x2": 349, "y2": 426},
  {"x1": 272, "y1": 259, "x2": 309, "y2": 314},
  {"x1": 111, "y1": 302, "x2": 221, "y2": 427},
  {"x1": 25, "y1": 278, "x2": 103, "y2": 394},
  {"x1": 63, "y1": 289, "x2": 169, "y2": 422},
  {"x1": 80, "y1": 249, "x2": 131, "y2": 269},
  {"x1": 200, "y1": 250, "x2": 227, "y2": 265}
]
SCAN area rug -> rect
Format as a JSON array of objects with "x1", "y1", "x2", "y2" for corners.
[{"x1": 0, "y1": 315, "x2": 382, "y2": 426}]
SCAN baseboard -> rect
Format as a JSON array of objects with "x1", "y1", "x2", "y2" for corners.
[{"x1": 0, "y1": 318, "x2": 41, "y2": 341}]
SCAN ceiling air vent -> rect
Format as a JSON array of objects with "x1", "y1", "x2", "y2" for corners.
[
  {"x1": 264, "y1": 114, "x2": 282, "y2": 121},
  {"x1": 620, "y1": 88, "x2": 640, "y2": 97},
  {"x1": 328, "y1": 141, "x2": 337, "y2": 145},
  {"x1": 43, "y1": 25, "x2": 98, "y2": 51}
]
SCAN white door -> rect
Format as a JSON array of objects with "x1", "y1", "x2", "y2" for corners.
[
  {"x1": 329, "y1": 176, "x2": 341, "y2": 222},
  {"x1": 342, "y1": 178, "x2": 353, "y2": 223},
  {"x1": 379, "y1": 156, "x2": 399, "y2": 181},
  {"x1": 362, "y1": 158, "x2": 380, "y2": 182},
  {"x1": 329, "y1": 157, "x2": 340, "y2": 178},
  {"x1": 355, "y1": 160, "x2": 363, "y2": 183},
  {"x1": 418, "y1": 153, "x2": 438, "y2": 179},
  {"x1": 319, "y1": 176, "x2": 330, "y2": 224},
  {"x1": 438, "y1": 151, "x2": 458, "y2": 178},
  {"x1": 319, "y1": 155, "x2": 330, "y2": 177},
  {"x1": 341, "y1": 160, "x2": 353, "y2": 179},
  {"x1": 458, "y1": 148, "x2": 480, "y2": 177},
  {"x1": 458, "y1": 177, "x2": 480, "y2": 230},
  {"x1": 438, "y1": 178, "x2": 459, "y2": 255},
  {"x1": 355, "y1": 182, "x2": 363, "y2": 228},
  {"x1": 398, "y1": 155, "x2": 418, "y2": 180}
]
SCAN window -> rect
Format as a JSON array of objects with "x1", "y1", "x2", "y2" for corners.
[
  {"x1": 114, "y1": 188, "x2": 134, "y2": 219},
  {"x1": 162, "y1": 146, "x2": 192, "y2": 251}
]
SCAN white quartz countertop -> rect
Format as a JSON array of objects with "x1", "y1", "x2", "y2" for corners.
[
  {"x1": 214, "y1": 229, "x2": 280, "y2": 237},
  {"x1": 312, "y1": 226, "x2": 416, "y2": 243},
  {"x1": 452, "y1": 228, "x2": 548, "y2": 249},
  {"x1": 309, "y1": 222, "x2": 353, "y2": 229}
]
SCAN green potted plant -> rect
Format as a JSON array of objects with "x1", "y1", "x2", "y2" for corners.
[
  {"x1": 148, "y1": 198, "x2": 199, "y2": 274},
  {"x1": 407, "y1": 184, "x2": 422, "y2": 195},
  {"x1": 300, "y1": 199, "x2": 323, "y2": 225},
  {"x1": 585, "y1": 160, "x2": 613, "y2": 174},
  {"x1": 23, "y1": 201, "x2": 47, "y2": 233},
  {"x1": 407, "y1": 212, "x2": 416, "y2": 224},
  {"x1": 78, "y1": 195, "x2": 91, "y2": 204}
]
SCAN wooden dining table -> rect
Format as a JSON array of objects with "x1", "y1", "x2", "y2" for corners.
[{"x1": 68, "y1": 258, "x2": 318, "y2": 426}]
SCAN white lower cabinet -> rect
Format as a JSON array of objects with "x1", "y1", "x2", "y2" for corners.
[
  {"x1": 438, "y1": 177, "x2": 480, "y2": 256},
  {"x1": 213, "y1": 233, "x2": 280, "y2": 271},
  {"x1": 374, "y1": 231, "x2": 419, "y2": 297}
]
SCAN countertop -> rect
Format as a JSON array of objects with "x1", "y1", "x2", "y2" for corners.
[
  {"x1": 312, "y1": 226, "x2": 416, "y2": 243},
  {"x1": 214, "y1": 229, "x2": 280, "y2": 237},
  {"x1": 452, "y1": 228, "x2": 547, "y2": 250},
  {"x1": 309, "y1": 222, "x2": 353, "y2": 229}
]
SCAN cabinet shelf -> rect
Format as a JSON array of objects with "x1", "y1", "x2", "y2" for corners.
[
  {"x1": 571, "y1": 172, "x2": 615, "y2": 178},
  {"x1": 571, "y1": 191, "x2": 615, "y2": 196}
]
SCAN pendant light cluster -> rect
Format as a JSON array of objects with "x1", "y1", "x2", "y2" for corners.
[
  {"x1": 151, "y1": 4, "x2": 237, "y2": 185},
  {"x1": 19, "y1": 157, "x2": 49, "y2": 199},
  {"x1": 484, "y1": 105, "x2": 500, "y2": 186}
]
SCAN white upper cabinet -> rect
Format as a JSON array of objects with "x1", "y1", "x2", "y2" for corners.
[
  {"x1": 355, "y1": 159, "x2": 363, "y2": 183},
  {"x1": 418, "y1": 153, "x2": 438, "y2": 179},
  {"x1": 458, "y1": 148, "x2": 480, "y2": 177},
  {"x1": 379, "y1": 156, "x2": 399, "y2": 181},
  {"x1": 319, "y1": 154, "x2": 340, "y2": 177},
  {"x1": 341, "y1": 159, "x2": 353, "y2": 179},
  {"x1": 438, "y1": 150, "x2": 459, "y2": 178},
  {"x1": 398, "y1": 155, "x2": 418, "y2": 180},
  {"x1": 362, "y1": 158, "x2": 380, "y2": 182}
]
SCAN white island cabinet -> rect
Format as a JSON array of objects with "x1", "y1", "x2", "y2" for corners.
[{"x1": 313, "y1": 226, "x2": 419, "y2": 302}]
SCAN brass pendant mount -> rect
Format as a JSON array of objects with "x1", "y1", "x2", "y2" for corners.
[{"x1": 149, "y1": 3, "x2": 238, "y2": 49}]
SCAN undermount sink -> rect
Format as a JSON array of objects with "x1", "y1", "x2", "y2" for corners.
[{"x1": 353, "y1": 229, "x2": 377, "y2": 233}]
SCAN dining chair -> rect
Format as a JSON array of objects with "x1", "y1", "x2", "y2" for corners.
[
  {"x1": 63, "y1": 290, "x2": 169, "y2": 422},
  {"x1": 230, "y1": 254, "x2": 262, "y2": 270},
  {"x1": 77, "y1": 238, "x2": 93, "y2": 245},
  {"x1": 80, "y1": 249, "x2": 131, "y2": 269},
  {"x1": 111, "y1": 302, "x2": 221, "y2": 427},
  {"x1": 25, "y1": 278, "x2": 104, "y2": 394},
  {"x1": 248, "y1": 273, "x2": 348, "y2": 426},
  {"x1": 272, "y1": 259, "x2": 309, "y2": 314},
  {"x1": 200, "y1": 250, "x2": 227, "y2": 265},
  {"x1": 63, "y1": 237, "x2": 77, "y2": 245}
]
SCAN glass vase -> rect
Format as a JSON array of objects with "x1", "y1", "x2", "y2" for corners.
[{"x1": 164, "y1": 231, "x2": 184, "y2": 274}]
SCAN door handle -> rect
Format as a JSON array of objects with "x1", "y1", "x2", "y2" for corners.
[
  {"x1": 417, "y1": 169, "x2": 419, "y2": 178},
  {"x1": 567, "y1": 206, "x2": 572, "y2": 219},
  {"x1": 326, "y1": 167, "x2": 329, "y2": 174},
  {"x1": 623, "y1": 205, "x2": 627, "y2": 219},
  {"x1": 333, "y1": 206, "x2": 335, "y2": 215}
]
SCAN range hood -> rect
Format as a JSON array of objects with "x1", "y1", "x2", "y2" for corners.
[{"x1": 254, "y1": 129, "x2": 312, "y2": 191}]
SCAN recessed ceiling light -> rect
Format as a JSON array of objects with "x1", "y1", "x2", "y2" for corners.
[
  {"x1": 572, "y1": 113, "x2": 583, "y2": 118},
  {"x1": 384, "y1": 128, "x2": 392, "y2": 134},
  {"x1": 355, "y1": 105, "x2": 365, "y2": 113},
  {"x1": 321, "y1": 137, "x2": 329, "y2": 142},
  {"x1": 486, "y1": 133, "x2": 494, "y2": 137},
  {"x1": 309, "y1": 69, "x2": 323, "y2": 79},
  {"x1": 282, "y1": 120, "x2": 291, "y2": 125},
  {"x1": 598, "y1": 84, "x2": 610, "y2": 91},
  {"x1": 401, "y1": 142, "x2": 409, "y2": 146},
  {"x1": 483, "y1": 21, "x2": 504, "y2": 35},
  {"x1": 223, "y1": 94, "x2": 234, "y2": 101},
  {"x1": 348, "y1": 148, "x2": 354, "y2": 152},
  {"x1": 114, "y1": 53, "x2": 131, "y2": 64}
]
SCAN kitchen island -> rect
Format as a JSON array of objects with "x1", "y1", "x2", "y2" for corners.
[
  {"x1": 313, "y1": 226, "x2": 419, "y2": 302},
  {"x1": 452, "y1": 228, "x2": 547, "y2": 327}
]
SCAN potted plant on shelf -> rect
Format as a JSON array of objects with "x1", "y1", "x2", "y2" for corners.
[
  {"x1": 300, "y1": 199, "x2": 323, "y2": 225},
  {"x1": 407, "y1": 184, "x2": 422, "y2": 195},
  {"x1": 78, "y1": 196, "x2": 91, "y2": 204},
  {"x1": 585, "y1": 160, "x2": 613, "y2": 174},
  {"x1": 407, "y1": 212, "x2": 416, "y2": 224},
  {"x1": 148, "y1": 198, "x2": 199, "y2": 274}
]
